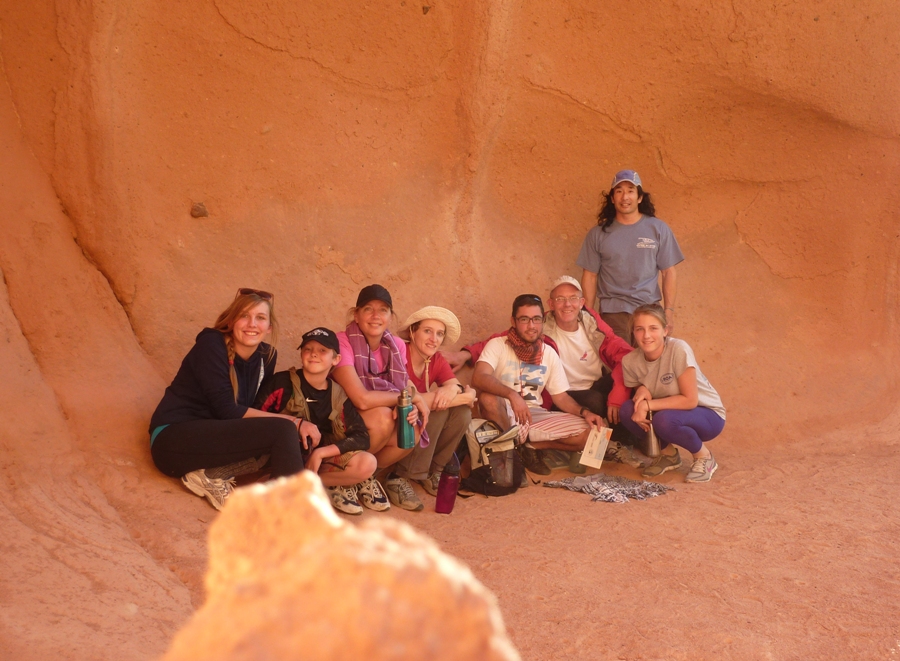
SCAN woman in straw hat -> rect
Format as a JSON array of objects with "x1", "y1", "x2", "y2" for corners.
[{"x1": 393, "y1": 306, "x2": 477, "y2": 497}]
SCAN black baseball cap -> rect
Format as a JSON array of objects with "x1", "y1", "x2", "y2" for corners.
[
  {"x1": 356, "y1": 284, "x2": 393, "y2": 309},
  {"x1": 298, "y1": 327, "x2": 340, "y2": 354}
]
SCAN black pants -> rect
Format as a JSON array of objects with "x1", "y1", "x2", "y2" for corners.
[
  {"x1": 563, "y1": 374, "x2": 632, "y2": 444},
  {"x1": 151, "y1": 417, "x2": 304, "y2": 479}
]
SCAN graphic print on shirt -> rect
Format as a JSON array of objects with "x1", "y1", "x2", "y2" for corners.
[
  {"x1": 498, "y1": 356, "x2": 548, "y2": 405},
  {"x1": 660, "y1": 372, "x2": 675, "y2": 385},
  {"x1": 579, "y1": 351, "x2": 589, "y2": 362},
  {"x1": 636, "y1": 237, "x2": 658, "y2": 249}
]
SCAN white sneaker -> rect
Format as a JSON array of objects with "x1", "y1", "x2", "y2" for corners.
[
  {"x1": 181, "y1": 469, "x2": 236, "y2": 511},
  {"x1": 356, "y1": 477, "x2": 391, "y2": 511},
  {"x1": 326, "y1": 485, "x2": 363, "y2": 515}
]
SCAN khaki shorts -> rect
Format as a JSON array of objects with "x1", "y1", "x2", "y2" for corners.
[{"x1": 319, "y1": 450, "x2": 361, "y2": 473}]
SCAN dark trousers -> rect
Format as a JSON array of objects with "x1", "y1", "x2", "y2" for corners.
[
  {"x1": 151, "y1": 417, "x2": 304, "y2": 479},
  {"x1": 600, "y1": 312, "x2": 634, "y2": 345},
  {"x1": 560, "y1": 374, "x2": 631, "y2": 443}
]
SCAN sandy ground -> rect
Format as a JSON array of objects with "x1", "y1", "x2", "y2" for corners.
[{"x1": 161, "y1": 413, "x2": 900, "y2": 661}]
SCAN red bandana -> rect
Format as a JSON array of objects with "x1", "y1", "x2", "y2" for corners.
[{"x1": 505, "y1": 327, "x2": 544, "y2": 365}]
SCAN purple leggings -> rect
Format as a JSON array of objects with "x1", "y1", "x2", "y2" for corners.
[{"x1": 619, "y1": 400, "x2": 724, "y2": 454}]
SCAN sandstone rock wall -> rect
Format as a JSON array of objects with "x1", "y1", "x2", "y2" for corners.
[{"x1": 0, "y1": 0, "x2": 898, "y2": 658}]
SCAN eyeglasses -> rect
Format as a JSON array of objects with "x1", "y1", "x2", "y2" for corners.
[
  {"x1": 551, "y1": 296, "x2": 583, "y2": 304},
  {"x1": 515, "y1": 316, "x2": 544, "y2": 326},
  {"x1": 237, "y1": 288, "x2": 273, "y2": 301}
]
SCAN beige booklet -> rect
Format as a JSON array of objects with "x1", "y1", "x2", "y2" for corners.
[{"x1": 578, "y1": 426, "x2": 612, "y2": 468}]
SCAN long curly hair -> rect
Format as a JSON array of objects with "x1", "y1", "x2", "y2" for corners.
[
  {"x1": 596, "y1": 187, "x2": 656, "y2": 232},
  {"x1": 213, "y1": 291, "x2": 278, "y2": 401}
]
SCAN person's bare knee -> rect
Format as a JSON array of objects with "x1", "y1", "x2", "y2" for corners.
[
  {"x1": 477, "y1": 391, "x2": 510, "y2": 429},
  {"x1": 375, "y1": 445, "x2": 413, "y2": 469},
  {"x1": 318, "y1": 451, "x2": 377, "y2": 486},
  {"x1": 343, "y1": 451, "x2": 377, "y2": 482},
  {"x1": 361, "y1": 407, "x2": 395, "y2": 453},
  {"x1": 560, "y1": 429, "x2": 590, "y2": 450}
]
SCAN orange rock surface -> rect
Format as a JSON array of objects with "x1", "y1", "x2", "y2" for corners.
[{"x1": 0, "y1": 1, "x2": 897, "y2": 659}]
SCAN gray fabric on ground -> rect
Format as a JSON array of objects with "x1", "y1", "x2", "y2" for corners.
[{"x1": 543, "y1": 473, "x2": 673, "y2": 503}]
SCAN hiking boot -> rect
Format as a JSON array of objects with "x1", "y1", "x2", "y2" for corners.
[
  {"x1": 326, "y1": 485, "x2": 363, "y2": 515},
  {"x1": 568, "y1": 451, "x2": 587, "y2": 474},
  {"x1": 181, "y1": 469, "x2": 236, "y2": 511},
  {"x1": 641, "y1": 448, "x2": 682, "y2": 478},
  {"x1": 385, "y1": 476, "x2": 424, "y2": 511},
  {"x1": 685, "y1": 454, "x2": 718, "y2": 483},
  {"x1": 418, "y1": 472, "x2": 441, "y2": 497},
  {"x1": 357, "y1": 476, "x2": 391, "y2": 511},
  {"x1": 541, "y1": 450, "x2": 571, "y2": 470},
  {"x1": 518, "y1": 445, "x2": 551, "y2": 475}
]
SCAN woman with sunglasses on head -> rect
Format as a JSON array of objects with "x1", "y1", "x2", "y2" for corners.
[
  {"x1": 149, "y1": 288, "x2": 315, "y2": 510},
  {"x1": 619, "y1": 303, "x2": 725, "y2": 483},
  {"x1": 331, "y1": 284, "x2": 430, "y2": 512}
]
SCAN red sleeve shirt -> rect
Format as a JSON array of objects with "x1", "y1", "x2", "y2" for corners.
[{"x1": 406, "y1": 342, "x2": 456, "y2": 392}]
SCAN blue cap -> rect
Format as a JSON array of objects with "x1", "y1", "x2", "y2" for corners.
[{"x1": 610, "y1": 169, "x2": 642, "y2": 190}]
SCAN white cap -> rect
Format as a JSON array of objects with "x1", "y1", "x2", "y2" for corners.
[{"x1": 549, "y1": 275, "x2": 582, "y2": 296}]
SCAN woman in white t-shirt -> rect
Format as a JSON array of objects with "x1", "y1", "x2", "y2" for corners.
[{"x1": 620, "y1": 304, "x2": 725, "y2": 483}]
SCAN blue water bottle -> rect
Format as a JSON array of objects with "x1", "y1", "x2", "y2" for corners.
[{"x1": 397, "y1": 388, "x2": 416, "y2": 450}]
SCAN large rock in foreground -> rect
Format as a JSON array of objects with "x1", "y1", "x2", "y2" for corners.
[{"x1": 162, "y1": 473, "x2": 519, "y2": 661}]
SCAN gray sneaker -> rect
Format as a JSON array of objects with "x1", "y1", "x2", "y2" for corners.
[
  {"x1": 357, "y1": 477, "x2": 391, "y2": 511},
  {"x1": 685, "y1": 454, "x2": 718, "y2": 483},
  {"x1": 181, "y1": 469, "x2": 236, "y2": 511},
  {"x1": 641, "y1": 449, "x2": 682, "y2": 478},
  {"x1": 326, "y1": 484, "x2": 363, "y2": 515},
  {"x1": 418, "y1": 472, "x2": 441, "y2": 497},
  {"x1": 385, "y1": 476, "x2": 424, "y2": 511}
]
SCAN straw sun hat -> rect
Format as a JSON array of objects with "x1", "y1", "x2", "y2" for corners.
[{"x1": 399, "y1": 306, "x2": 461, "y2": 345}]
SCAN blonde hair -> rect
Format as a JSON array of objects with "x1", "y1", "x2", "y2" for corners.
[
  {"x1": 629, "y1": 303, "x2": 668, "y2": 334},
  {"x1": 213, "y1": 292, "x2": 278, "y2": 401}
]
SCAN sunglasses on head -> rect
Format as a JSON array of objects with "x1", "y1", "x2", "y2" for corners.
[{"x1": 236, "y1": 287, "x2": 274, "y2": 301}]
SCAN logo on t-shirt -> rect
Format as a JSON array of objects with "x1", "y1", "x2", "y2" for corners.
[
  {"x1": 636, "y1": 237, "x2": 657, "y2": 249},
  {"x1": 517, "y1": 363, "x2": 548, "y2": 404},
  {"x1": 579, "y1": 351, "x2": 589, "y2": 362},
  {"x1": 660, "y1": 373, "x2": 675, "y2": 385}
]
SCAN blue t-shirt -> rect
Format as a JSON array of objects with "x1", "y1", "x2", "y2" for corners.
[{"x1": 577, "y1": 215, "x2": 684, "y2": 314}]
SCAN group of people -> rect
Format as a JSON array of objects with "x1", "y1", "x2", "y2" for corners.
[{"x1": 148, "y1": 169, "x2": 726, "y2": 514}]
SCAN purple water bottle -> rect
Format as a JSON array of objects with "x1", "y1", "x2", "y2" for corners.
[{"x1": 435, "y1": 453, "x2": 461, "y2": 514}]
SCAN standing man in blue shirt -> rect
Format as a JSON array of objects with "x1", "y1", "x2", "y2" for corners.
[{"x1": 577, "y1": 170, "x2": 684, "y2": 341}]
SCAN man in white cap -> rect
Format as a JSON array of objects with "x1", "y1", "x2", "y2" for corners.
[
  {"x1": 577, "y1": 169, "x2": 684, "y2": 340},
  {"x1": 543, "y1": 275, "x2": 633, "y2": 428}
]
